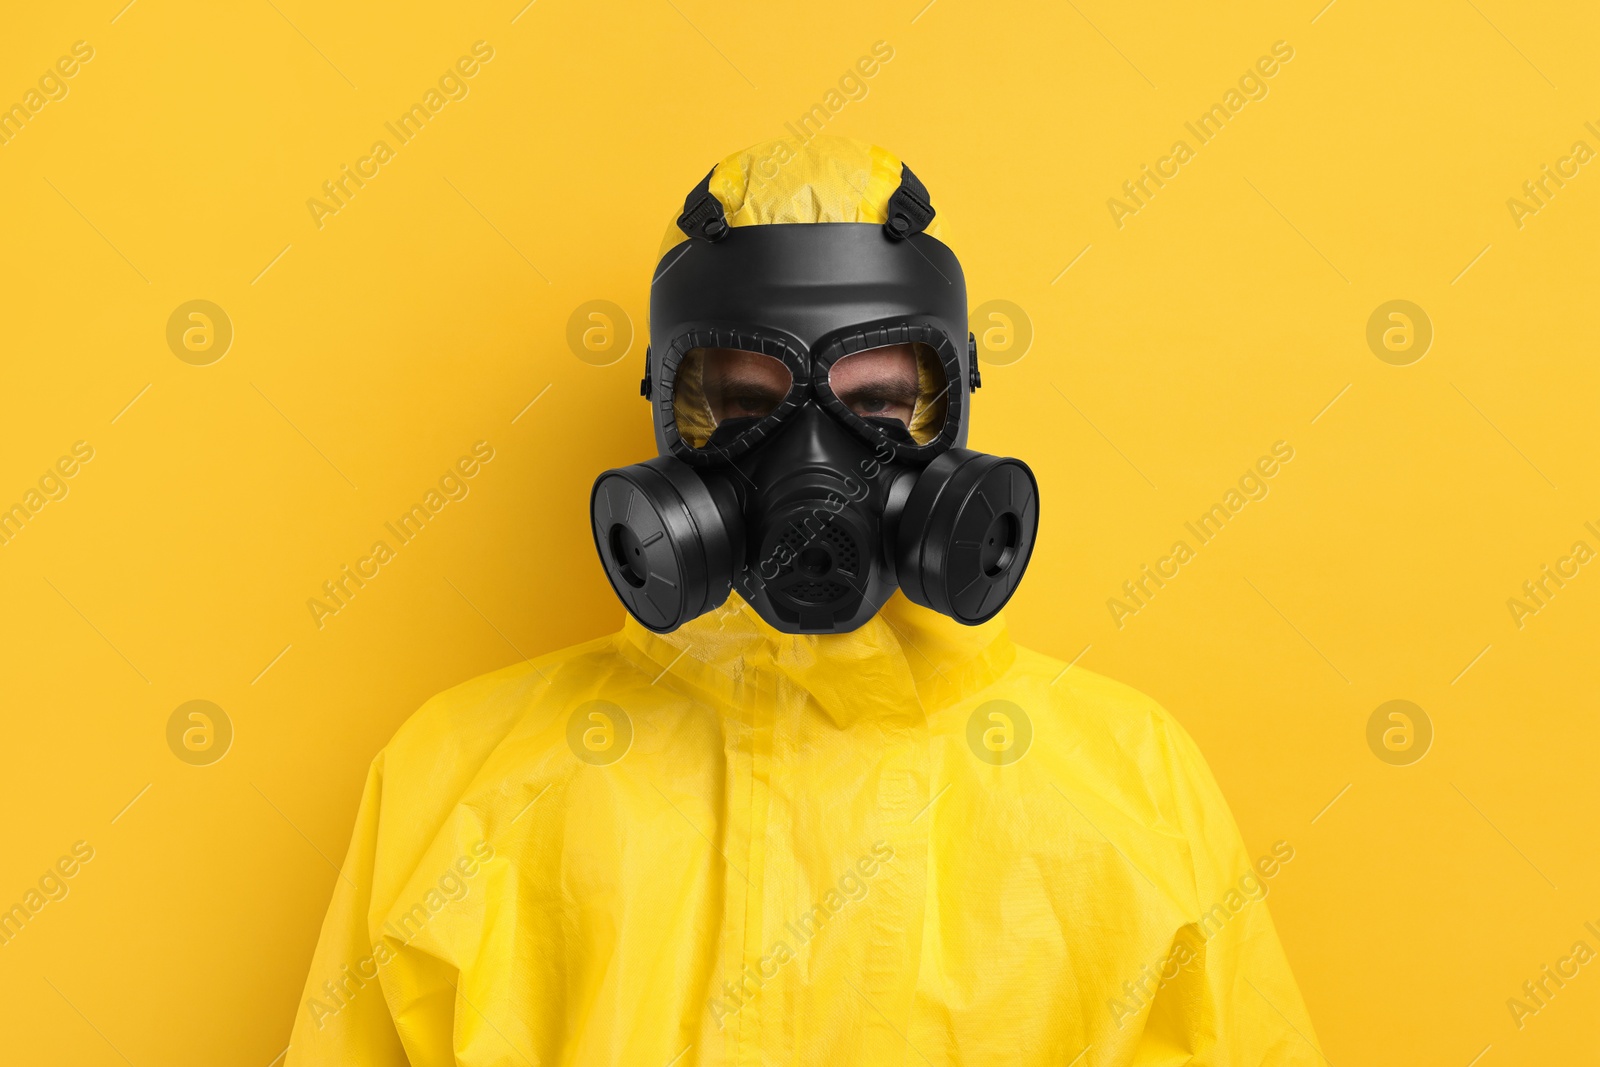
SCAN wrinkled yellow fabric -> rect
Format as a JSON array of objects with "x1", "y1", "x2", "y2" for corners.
[
  {"x1": 654, "y1": 134, "x2": 947, "y2": 265},
  {"x1": 907, "y1": 342, "x2": 947, "y2": 443},
  {"x1": 671, "y1": 346, "x2": 717, "y2": 448},
  {"x1": 287, "y1": 593, "x2": 1321, "y2": 1066}
]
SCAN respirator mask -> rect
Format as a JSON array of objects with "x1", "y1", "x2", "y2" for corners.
[{"x1": 591, "y1": 165, "x2": 1040, "y2": 634}]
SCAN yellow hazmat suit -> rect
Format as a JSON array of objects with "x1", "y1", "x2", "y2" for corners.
[{"x1": 288, "y1": 138, "x2": 1321, "y2": 1067}]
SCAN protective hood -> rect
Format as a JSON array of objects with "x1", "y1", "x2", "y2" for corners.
[{"x1": 287, "y1": 593, "x2": 1322, "y2": 1065}]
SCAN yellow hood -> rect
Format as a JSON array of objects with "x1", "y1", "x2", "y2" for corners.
[{"x1": 655, "y1": 134, "x2": 949, "y2": 266}]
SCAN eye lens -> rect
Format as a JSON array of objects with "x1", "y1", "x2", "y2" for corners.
[
  {"x1": 673, "y1": 348, "x2": 794, "y2": 448},
  {"x1": 827, "y1": 342, "x2": 947, "y2": 445}
]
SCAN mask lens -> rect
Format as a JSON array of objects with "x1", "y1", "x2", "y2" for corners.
[
  {"x1": 673, "y1": 347, "x2": 795, "y2": 449},
  {"x1": 827, "y1": 342, "x2": 948, "y2": 445}
]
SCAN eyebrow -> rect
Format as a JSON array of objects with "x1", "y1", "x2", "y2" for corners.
[
  {"x1": 837, "y1": 369, "x2": 920, "y2": 398},
  {"x1": 710, "y1": 372, "x2": 789, "y2": 393}
]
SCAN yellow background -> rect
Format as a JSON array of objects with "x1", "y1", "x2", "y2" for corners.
[{"x1": 2, "y1": 0, "x2": 1596, "y2": 1062}]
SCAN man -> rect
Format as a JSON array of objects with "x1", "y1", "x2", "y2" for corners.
[{"x1": 288, "y1": 136, "x2": 1320, "y2": 1065}]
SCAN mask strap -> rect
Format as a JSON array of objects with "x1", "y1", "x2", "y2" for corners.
[
  {"x1": 677, "y1": 167, "x2": 730, "y2": 242},
  {"x1": 883, "y1": 164, "x2": 935, "y2": 240}
]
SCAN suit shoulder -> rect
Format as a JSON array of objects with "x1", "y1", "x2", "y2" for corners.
[
  {"x1": 1009, "y1": 646, "x2": 1179, "y2": 747},
  {"x1": 382, "y1": 631, "x2": 628, "y2": 779},
  {"x1": 1005, "y1": 645, "x2": 1211, "y2": 815}
]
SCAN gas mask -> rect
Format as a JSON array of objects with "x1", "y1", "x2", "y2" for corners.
[{"x1": 590, "y1": 164, "x2": 1040, "y2": 635}]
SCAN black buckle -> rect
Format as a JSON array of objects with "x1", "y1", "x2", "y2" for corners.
[
  {"x1": 883, "y1": 164, "x2": 935, "y2": 240},
  {"x1": 677, "y1": 167, "x2": 729, "y2": 242}
]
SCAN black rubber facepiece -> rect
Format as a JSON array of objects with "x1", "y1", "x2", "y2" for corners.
[
  {"x1": 590, "y1": 171, "x2": 1040, "y2": 635},
  {"x1": 731, "y1": 406, "x2": 897, "y2": 633}
]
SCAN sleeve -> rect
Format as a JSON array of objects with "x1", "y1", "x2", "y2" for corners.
[
  {"x1": 284, "y1": 753, "x2": 409, "y2": 1067},
  {"x1": 1138, "y1": 717, "x2": 1326, "y2": 1067}
]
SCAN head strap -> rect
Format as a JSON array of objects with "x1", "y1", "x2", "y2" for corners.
[
  {"x1": 677, "y1": 166, "x2": 729, "y2": 242},
  {"x1": 883, "y1": 164, "x2": 935, "y2": 240}
]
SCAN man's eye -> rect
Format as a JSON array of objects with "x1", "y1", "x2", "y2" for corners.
[
  {"x1": 729, "y1": 392, "x2": 776, "y2": 413},
  {"x1": 843, "y1": 388, "x2": 912, "y2": 418}
]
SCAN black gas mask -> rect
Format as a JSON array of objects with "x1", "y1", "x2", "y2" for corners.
[{"x1": 590, "y1": 165, "x2": 1039, "y2": 635}]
